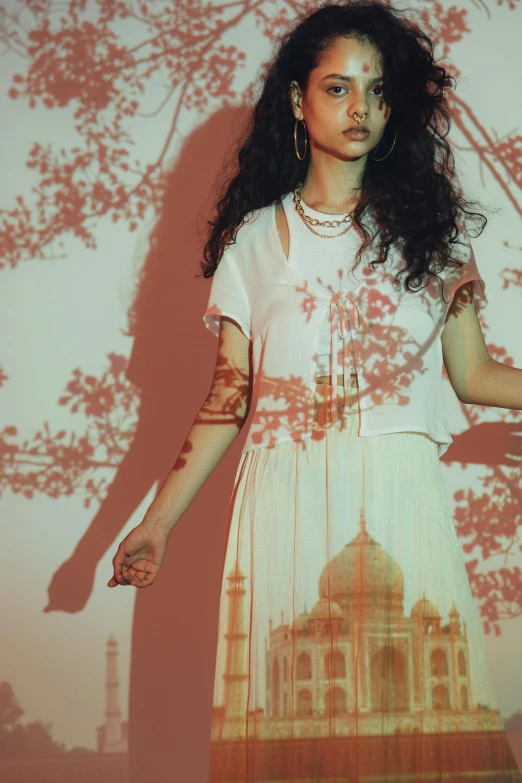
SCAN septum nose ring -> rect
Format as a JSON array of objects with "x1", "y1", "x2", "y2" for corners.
[{"x1": 353, "y1": 112, "x2": 366, "y2": 124}]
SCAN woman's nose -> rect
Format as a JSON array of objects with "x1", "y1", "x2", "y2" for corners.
[{"x1": 349, "y1": 90, "x2": 369, "y2": 118}]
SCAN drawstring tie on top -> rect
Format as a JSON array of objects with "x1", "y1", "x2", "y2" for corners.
[{"x1": 327, "y1": 290, "x2": 364, "y2": 426}]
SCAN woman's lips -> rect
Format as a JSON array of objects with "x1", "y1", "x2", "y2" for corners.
[{"x1": 344, "y1": 130, "x2": 370, "y2": 140}]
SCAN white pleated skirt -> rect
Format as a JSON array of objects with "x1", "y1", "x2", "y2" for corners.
[{"x1": 208, "y1": 379, "x2": 521, "y2": 782}]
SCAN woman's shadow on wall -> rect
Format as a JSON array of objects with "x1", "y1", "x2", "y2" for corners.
[{"x1": 44, "y1": 105, "x2": 250, "y2": 783}]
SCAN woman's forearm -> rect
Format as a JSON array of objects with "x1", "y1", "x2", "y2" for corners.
[
  {"x1": 141, "y1": 387, "x2": 248, "y2": 535},
  {"x1": 464, "y1": 357, "x2": 522, "y2": 409}
]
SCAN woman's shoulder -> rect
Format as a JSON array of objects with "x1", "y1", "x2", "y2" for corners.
[{"x1": 227, "y1": 202, "x2": 274, "y2": 260}]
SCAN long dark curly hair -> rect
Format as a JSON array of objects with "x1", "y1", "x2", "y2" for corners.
[{"x1": 199, "y1": 0, "x2": 488, "y2": 295}]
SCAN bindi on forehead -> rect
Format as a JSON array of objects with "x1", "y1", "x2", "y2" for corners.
[{"x1": 362, "y1": 63, "x2": 371, "y2": 73}]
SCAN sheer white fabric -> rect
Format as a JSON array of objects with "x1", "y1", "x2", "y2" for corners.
[
  {"x1": 208, "y1": 381, "x2": 521, "y2": 782},
  {"x1": 284, "y1": 193, "x2": 359, "y2": 378},
  {"x1": 203, "y1": 194, "x2": 488, "y2": 456}
]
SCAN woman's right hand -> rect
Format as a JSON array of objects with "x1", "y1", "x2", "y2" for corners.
[{"x1": 108, "y1": 522, "x2": 169, "y2": 589}]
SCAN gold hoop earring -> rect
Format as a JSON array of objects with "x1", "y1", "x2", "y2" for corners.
[
  {"x1": 294, "y1": 118, "x2": 308, "y2": 160},
  {"x1": 370, "y1": 127, "x2": 396, "y2": 162}
]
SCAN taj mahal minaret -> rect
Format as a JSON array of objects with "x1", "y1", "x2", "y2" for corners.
[
  {"x1": 105, "y1": 634, "x2": 122, "y2": 745},
  {"x1": 96, "y1": 634, "x2": 128, "y2": 753},
  {"x1": 222, "y1": 562, "x2": 249, "y2": 738}
]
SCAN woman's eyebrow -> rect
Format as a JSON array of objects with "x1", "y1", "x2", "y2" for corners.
[{"x1": 320, "y1": 74, "x2": 383, "y2": 83}]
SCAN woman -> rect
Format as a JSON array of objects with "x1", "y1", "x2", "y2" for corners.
[{"x1": 108, "y1": 1, "x2": 522, "y2": 780}]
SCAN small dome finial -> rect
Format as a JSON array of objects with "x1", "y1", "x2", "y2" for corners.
[
  {"x1": 359, "y1": 506, "x2": 366, "y2": 532},
  {"x1": 227, "y1": 560, "x2": 245, "y2": 581}
]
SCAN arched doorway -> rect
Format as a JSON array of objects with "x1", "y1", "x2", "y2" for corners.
[
  {"x1": 371, "y1": 646, "x2": 409, "y2": 712},
  {"x1": 325, "y1": 650, "x2": 346, "y2": 679},
  {"x1": 433, "y1": 684, "x2": 450, "y2": 710},
  {"x1": 325, "y1": 686, "x2": 347, "y2": 716},
  {"x1": 296, "y1": 652, "x2": 312, "y2": 681}
]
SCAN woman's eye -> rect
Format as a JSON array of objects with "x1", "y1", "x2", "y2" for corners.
[
  {"x1": 327, "y1": 85, "x2": 384, "y2": 97},
  {"x1": 327, "y1": 86, "x2": 346, "y2": 95}
]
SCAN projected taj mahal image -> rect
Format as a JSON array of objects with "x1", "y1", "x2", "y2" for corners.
[{"x1": 209, "y1": 509, "x2": 516, "y2": 781}]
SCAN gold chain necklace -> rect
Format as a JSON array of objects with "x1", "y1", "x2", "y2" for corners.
[{"x1": 293, "y1": 182, "x2": 354, "y2": 239}]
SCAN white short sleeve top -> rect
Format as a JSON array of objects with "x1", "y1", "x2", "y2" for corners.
[
  {"x1": 281, "y1": 191, "x2": 360, "y2": 377},
  {"x1": 203, "y1": 193, "x2": 487, "y2": 458}
]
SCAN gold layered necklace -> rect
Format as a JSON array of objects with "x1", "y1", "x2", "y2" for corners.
[{"x1": 293, "y1": 181, "x2": 354, "y2": 239}]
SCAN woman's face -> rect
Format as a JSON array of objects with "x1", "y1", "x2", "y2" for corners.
[{"x1": 290, "y1": 36, "x2": 391, "y2": 162}]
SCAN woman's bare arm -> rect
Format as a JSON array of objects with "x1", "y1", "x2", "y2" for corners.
[
  {"x1": 141, "y1": 317, "x2": 252, "y2": 536},
  {"x1": 442, "y1": 282, "x2": 522, "y2": 409}
]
